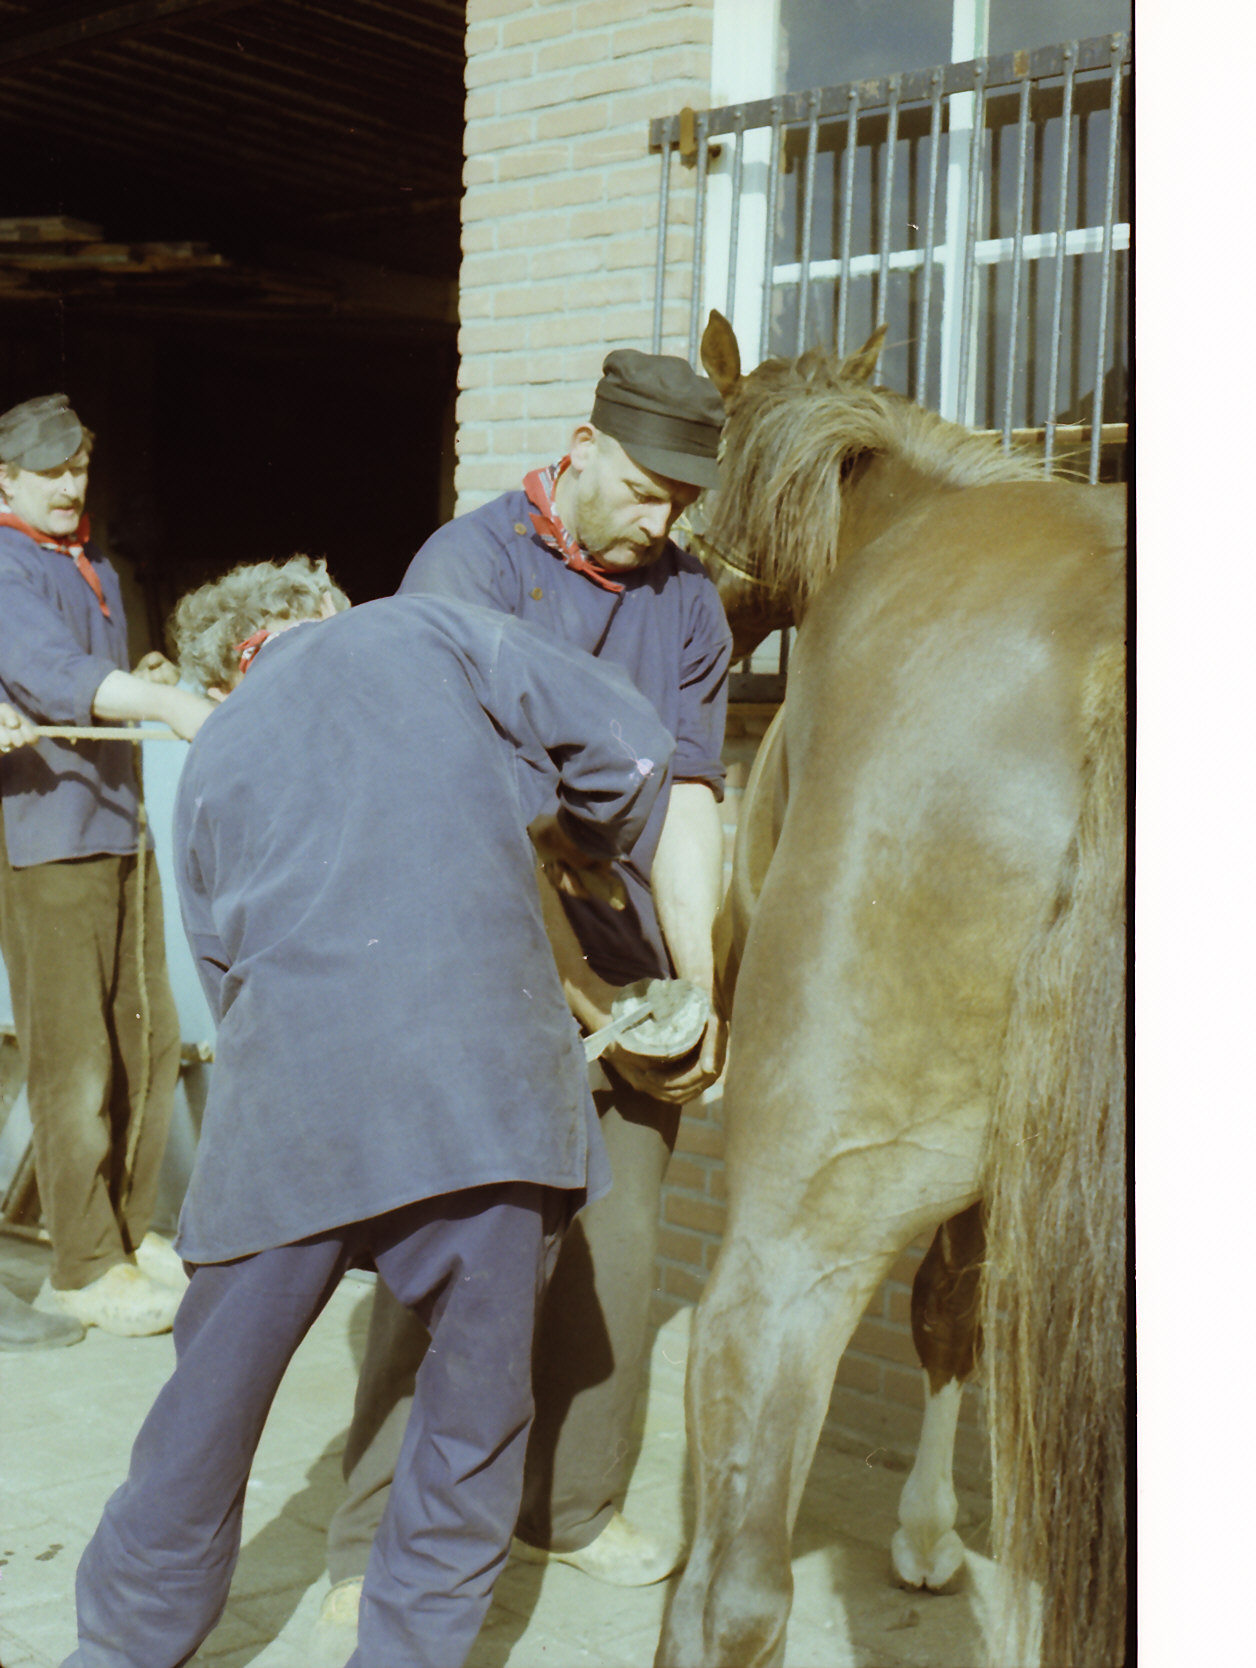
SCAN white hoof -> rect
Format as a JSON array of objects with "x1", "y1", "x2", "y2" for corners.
[{"x1": 891, "y1": 1526, "x2": 966, "y2": 1592}]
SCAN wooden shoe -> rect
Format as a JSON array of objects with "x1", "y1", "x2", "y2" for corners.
[
  {"x1": 511, "y1": 1511, "x2": 684, "y2": 1586},
  {"x1": 308, "y1": 1577, "x2": 362, "y2": 1668},
  {"x1": 38, "y1": 1264, "x2": 180, "y2": 1337},
  {"x1": 136, "y1": 1231, "x2": 190, "y2": 1291}
]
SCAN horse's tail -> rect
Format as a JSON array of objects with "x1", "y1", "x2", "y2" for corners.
[{"x1": 981, "y1": 641, "x2": 1128, "y2": 1668}]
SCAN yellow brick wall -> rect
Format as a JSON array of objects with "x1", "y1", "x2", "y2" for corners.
[{"x1": 459, "y1": 0, "x2": 715, "y2": 512}]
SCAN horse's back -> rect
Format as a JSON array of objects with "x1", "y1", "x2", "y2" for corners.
[{"x1": 720, "y1": 478, "x2": 1125, "y2": 1220}]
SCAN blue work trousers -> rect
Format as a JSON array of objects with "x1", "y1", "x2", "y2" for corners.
[{"x1": 66, "y1": 1182, "x2": 568, "y2": 1668}]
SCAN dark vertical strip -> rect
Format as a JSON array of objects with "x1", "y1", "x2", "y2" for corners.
[
  {"x1": 1001, "y1": 73, "x2": 1033, "y2": 447},
  {"x1": 1088, "y1": 37, "x2": 1126, "y2": 484},
  {"x1": 1044, "y1": 43, "x2": 1078, "y2": 474},
  {"x1": 916, "y1": 69, "x2": 944, "y2": 406}
]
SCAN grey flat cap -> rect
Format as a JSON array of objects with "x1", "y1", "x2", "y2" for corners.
[{"x1": 0, "y1": 394, "x2": 85, "y2": 470}]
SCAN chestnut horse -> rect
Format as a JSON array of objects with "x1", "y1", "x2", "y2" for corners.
[{"x1": 656, "y1": 314, "x2": 1127, "y2": 1668}]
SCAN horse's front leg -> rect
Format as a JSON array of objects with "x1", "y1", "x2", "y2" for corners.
[
  {"x1": 891, "y1": 1201, "x2": 984, "y2": 1592},
  {"x1": 656, "y1": 1225, "x2": 900, "y2": 1668}
]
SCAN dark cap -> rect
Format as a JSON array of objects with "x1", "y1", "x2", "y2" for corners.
[
  {"x1": 590, "y1": 350, "x2": 725, "y2": 490},
  {"x1": 0, "y1": 393, "x2": 85, "y2": 471}
]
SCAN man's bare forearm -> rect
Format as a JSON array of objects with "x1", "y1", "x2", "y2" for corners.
[
  {"x1": 91, "y1": 669, "x2": 213, "y2": 740},
  {"x1": 650, "y1": 782, "x2": 725, "y2": 998}
]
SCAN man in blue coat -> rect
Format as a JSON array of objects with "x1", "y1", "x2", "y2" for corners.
[
  {"x1": 66, "y1": 560, "x2": 677, "y2": 1668},
  {"x1": 320, "y1": 349, "x2": 732, "y2": 1638},
  {"x1": 0, "y1": 394, "x2": 213, "y2": 1341}
]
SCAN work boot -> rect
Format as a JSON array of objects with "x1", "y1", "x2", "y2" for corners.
[
  {"x1": 511, "y1": 1511, "x2": 685, "y2": 1586},
  {"x1": 0, "y1": 1282, "x2": 85, "y2": 1351},
  {"x1": 136, "y1": 1231, "x2": 190, "y2": 1292},
  {"x1": 308, "y1": 1577, "x2": 362, "y2": 1668},
  {"x1": 36, "y1": 1263, "x2": 181, "y2": 1337}
]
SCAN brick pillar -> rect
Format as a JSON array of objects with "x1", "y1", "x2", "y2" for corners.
[{"x1": 458, "y1": 0, "x2": 715, "y2": 513}]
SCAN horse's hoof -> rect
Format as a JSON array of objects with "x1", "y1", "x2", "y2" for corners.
[{"x1": 890, "y1": 1527, "x2": 966, "y2": 1593}]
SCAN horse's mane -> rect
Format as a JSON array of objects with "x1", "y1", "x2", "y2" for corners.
[{"x1": 707, "y1": 346, "x2": 1043, "y2": 607}]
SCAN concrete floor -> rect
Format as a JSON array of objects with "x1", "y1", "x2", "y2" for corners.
[{"x1": 0, "y1": 1232, "x2": 1013, "y2": 1668}]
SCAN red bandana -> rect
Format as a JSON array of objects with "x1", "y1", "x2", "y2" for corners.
[
  {"x1": 235, "y1": 630, "x2": 272, "y2": 676},
  {"x1": 0, "y1": 508, "x2": 110, "y2": 618},
  {"x1": 521, "y1": 457, "x2": 624, "y2": 595}
]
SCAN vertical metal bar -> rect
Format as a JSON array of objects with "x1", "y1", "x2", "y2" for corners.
[
  {"x1": 1088, "y1": 37, "x2": 1126, "y2": 484},
  {"x1": 778, "y1": 627, "x2": 790, "y2": 680},
  {"x1": 725, "y1": 111, "x2": 746, "y2": 321},
  {"x1": 688, "y1": 109, "x2": 711, "y2": 365},
  {"x1": 835, "y1": 84, "x2": 860, "y2": 355},
  {"x1": 916, "y1": 68, "x2": 944, "y2": 405},
  {"x1": 1044, "y1": 43, "x2": 1077, "y2": 474},
  {"x1": 795, "y1": 90, "x2": 822, "y2": 355},
  {"x1": 651, "y1": 123, "x2": 673, "y2": 354},
  {"x1": 1001, "y1": 73, "x2": 1033, "y2": 448},
  {"x1": 759, "y1": 100, "x2": 784, "y2": 362},
  {"x1": 875, "y1": 75, "x2": 901, "y2": 339},
  {"x1": 955, "y1": 60, "x2": 987, "y2": 423}
]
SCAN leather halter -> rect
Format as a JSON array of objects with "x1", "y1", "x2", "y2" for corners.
[{"x1": 690, "y1": 530, "x2": 773, "y2": 590}]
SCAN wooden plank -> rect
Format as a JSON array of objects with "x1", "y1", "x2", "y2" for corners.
[
  {"x1": 0, "y1": 215, "x2": 102, "y2": 242},
  {"x1": 0, "y1": 2, "x2": 253, "y2": 73},
  {"x1": 35, "y1": 725, "x2": 182, "y2": 742}
]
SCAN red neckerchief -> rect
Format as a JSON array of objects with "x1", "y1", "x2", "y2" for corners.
[
  {"x1": 0, "y1": 507, "x2": 110, "y2": 618},
  {"x1": 235, "y1": 630, "x2": 272, "y2": 676},
  {"x1": 522, "y1": 457, "x2": 624, "y2": 595}
]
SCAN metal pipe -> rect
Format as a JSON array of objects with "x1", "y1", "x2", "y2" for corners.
[
  {"x1": 1001, "y1": 73, "x2": 1033, "y2": 448},
  {"x1": 876, "y1": 75, "x2": 901, "y2": 346},
  {"x1": 688, "y1": 108, "x2": 711, "y2": 365},
  {"x1": 916, "y1": 69, "x2": 944, "y2": 405},
  {"x1": 1088, "y1": 37, "x2": 1126, "y2": 484},
  {"x1": 652, "y1": 123, "x2": 673, "y2": 353},
  {"x1": 759, "y1": 100, "x2": 784, "y2": 362},
  {"x1": 725, "y1": 110, "x2": 746, "y2": 321},
  {"x1": 795, "y1": 90, "x2": 822, "y2": 355},
  {"x1": 956, "y1": 60, "x2": 987, "y2": 422},
  {"x1": 835, "y1": 84, "x2": 860, "y2": 354},
  {"x1": 1044, "y1": 44, "x2": 1077, "y2": 473}
]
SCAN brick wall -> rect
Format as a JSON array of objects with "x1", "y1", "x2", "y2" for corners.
[
  {"x1": 459, "y1": 0, "x2": 715, "y2": 514},
  {"x1": 459, "y1": 0, "x2": 989, "y2": 1492}
]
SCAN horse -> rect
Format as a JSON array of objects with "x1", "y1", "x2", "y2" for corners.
[{"x1": 655, "y1": 312, "x2": 1127, "y2": 1668}]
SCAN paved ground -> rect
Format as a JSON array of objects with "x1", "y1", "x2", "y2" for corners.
[{"x1": 1, "y1": 1232, "x2": 1011, "y2": 1668}]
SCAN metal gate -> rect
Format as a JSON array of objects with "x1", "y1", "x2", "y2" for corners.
[{"x1": 649, "y1": 32, "x2": 1130, "y2": 696}]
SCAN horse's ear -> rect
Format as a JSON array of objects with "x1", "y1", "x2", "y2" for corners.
[
  {"x1": 701, "y1": 310, "x2": 742, "y2": 405},
  {"x1": 839, "y1": 324, "x2": 888, "y2": 383}
]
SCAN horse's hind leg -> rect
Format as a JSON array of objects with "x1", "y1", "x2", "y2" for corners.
[
  {"x1": 891, "y1": 1201, "x2": 984, "y2": 1592},
  {"x1": 657, "y1": 1230, "x2": 904, "y2": 1668}
]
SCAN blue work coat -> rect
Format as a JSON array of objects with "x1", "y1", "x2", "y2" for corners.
[
  {"x1": 0, "y1": 524, "x2": 139, "y2": 866},
  {"x1": 171, "y1": 595, "x2": 675, "y2": 1264},
  {"x1": 398, "y1": 490, "x2": 731, "y2": 985}
]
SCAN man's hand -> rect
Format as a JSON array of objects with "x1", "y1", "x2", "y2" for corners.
[
  {"x1": 607, "y1": 1011, "x2": 727, "y2": 1103},
  {"x1": 0, "y1": 701, "x2": 38, "y2": 754},
  {"x1": 529, "y1": 811, "x2": 627, "y2": 911},
  {"x1": 132, "y1": 651, "x2": 180, "y2": 686}
]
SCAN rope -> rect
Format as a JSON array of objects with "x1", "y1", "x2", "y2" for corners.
[{"x1": 122, "y1": 787, "x2": 152, "y2": 1200}]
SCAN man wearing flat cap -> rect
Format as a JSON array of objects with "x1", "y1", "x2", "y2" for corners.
[
  {"x1": 315, "y1": 350, "x2": 731, "y2": 1643},
  {"x1": 0, "y1": 393, "x2": 213, "y2": 1344}
]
